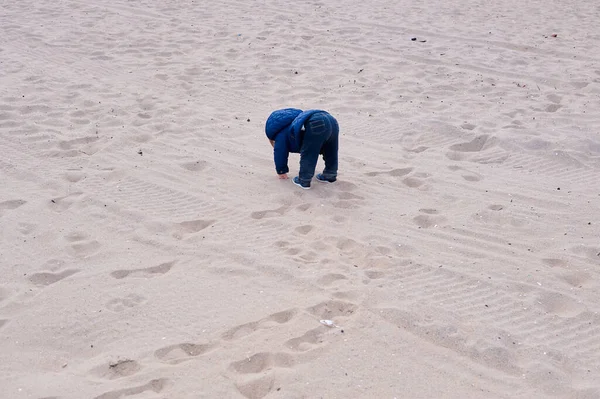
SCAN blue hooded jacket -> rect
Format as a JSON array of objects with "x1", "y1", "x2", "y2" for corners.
[{"x1": 265, "y1": 108, "x2": 326, "y2": 174}]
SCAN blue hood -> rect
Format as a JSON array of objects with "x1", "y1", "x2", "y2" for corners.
[{"x1": 265, "y1": 108, "x2": 303, "y2": 140}]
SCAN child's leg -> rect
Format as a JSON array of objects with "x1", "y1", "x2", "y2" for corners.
[
  {"x1": 321, "y1": 116, "x2": 339, "y2": 179},
  {"x1": 298, "y1": 114, "x2": 329, "y2": 185}
]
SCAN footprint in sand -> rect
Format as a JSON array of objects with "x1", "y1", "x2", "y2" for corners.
[
  {"x1": 365, "y1": 167, "x2": 413, "y2": 178},
  {"x1": 155, "y1": 342, "x2": 216, "y2": 365},
  {"x1": 449, "y1": 135, "x2": 492, "y2": 152},
  {"x1": 337, "y1": 192, "x2": 364, "y2": 201},
  {"x1": 332, "y1": 188, "x2": 366, "y2": 209},
  {"x1": 284, "y1": 328, "x2": 325, "y2": 352},
  {"x1": 91, "y1": 359, "x2": 142, "y2": 380},
  {"x1": 180, "y1": 160, "x2": 208, "y2": 172},
  {"x1": 365, "y1": 270, "x2": 385, "y2": 280},
  {"x1": 93, "y1": 378, "x2": 168, "y2": 399},
  {"x1": 296, "y1": 203, "x2": 311, "y2": 212},
  {"x1": 105, "y1": 293, "x2": 147, "y2": 312},
  {"x1": 335, "y1": 181, "x2": 358, "y2": 192},
  {"x1": 331, "y1": 215, "x2": 347, "y2": 223},
  {"x1": 335, "y1": 238, "x2": 359, "y2": 252},
  {"x1": 570, "y1": 245, "x2": 600, "y2": 260},
  {"x1": 332, "y1": 200, "x2": 362, "y2": 210},
  {"x1": 63, "y1": 169, "x2": 86, "y2": 183},
  {"x1": 64, "y1": 231, "x2": 101, "y2": 258},
  {"x1": 273, "y1": 241, "x2": 304, "y2": 257},
  {"x1": 222, "y1": 309, "x2": 297, "y2": 341},
  {"x1": 542, "y1": 94, "x2": 563, "y2": 113},
  {"x1": 235, "y1": 374, "x2": 276, "y2": 399},
  {"x1": 332, "y1": 290, "x2": 362, "y2": 302},
  {"x1": 306, "y1": 299, "x2": 358, "y2": 320},
  {"x1": 57, "y1": 136, "x2": 99, "y2": 151},
  {"x1": 28, "y1": 269, "x2": 79, "y2": 286},
  {"x1": 535, "y1": 292, "x2": 586, "y2": 318},
  {"x1": 285, "y1": 246, "x2": 302, "y2": 256},
  {"x1": 172, "y1": 219, "x2": 215, "y2": 239},
  {"x1": 68, "y1": 240, "x2": 101, "y2": 257},
  {"x1": 559, "y1": 271, "x2": 591, "y2": 288},
  {"x1": 403, "y1": 176, "x2": 427, "y2": 189},
  {"x1": 230, "y1": 352, "x2": 294, "y2": 375},
  {"x1": 110, "y1": 261, "x2": 174, "y2": 279},
  {"x1": 297, "y1": 250, "x2": 319, "y2": 263},
  {"x1": 547, "y1": 94, "x2": 562, "y2": 104},
  {"x1": 542, "y1": 258, "x2": 567, "y2": 268},
  {"x1": 294, "y1": 225, "x2": 314, "y2": 235},
  {"x1": 250, "y1": 205, "x2": 289, "y2": 220},
  {"x1": 16, "y1": 222, "x2": 37, "y2": 235},
  {"x1": 316, "y1": 273, "x2": 348, "y2": 287},
  {"x1": 407, "y1": 146, "x2": 429, "y2": 153},
  {"x1": 545, "y1": 103, "x2": 562, "y2": 113},
  {"x1": 0, "y1": 199, "x2": 27, "y2": 216},
  {"x1": 49, "y1": 192, "x2": 85, "y2": 213},
  {"x1": 448, "y1": 165, "x2": 483, "y2": 182},
  {"x1": 462, "y1": 174, "x2": 481, "y2": 182},
  {"x1": 413, "y1": 208, "x2": 447, "y2": 228},
  {"x1": 419, "y1": 208, "x2": 438, "y2": 215}
]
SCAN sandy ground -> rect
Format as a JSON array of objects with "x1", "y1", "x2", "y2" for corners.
[{"x1": 1, "y1": 0, "x2": 600, "y2": 398}]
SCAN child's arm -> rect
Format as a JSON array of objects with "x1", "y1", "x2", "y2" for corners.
[{"x1": 273, "y1": 135, "x2": 290, "y2": 178}]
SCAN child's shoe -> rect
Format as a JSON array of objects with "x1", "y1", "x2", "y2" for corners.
[
  {"x1": 316, "y1": 173, "x2": 336, "y2": 183},
  {"x1": 292, "y1": 176, "x2": 311, "y2": 189}
]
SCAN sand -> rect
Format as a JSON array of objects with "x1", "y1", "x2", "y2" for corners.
[{"x1": 1, "y1": 0, "x2": 600, "y2": 398}]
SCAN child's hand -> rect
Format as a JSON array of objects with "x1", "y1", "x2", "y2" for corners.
[{"x1": 277, "y1": 173, "x2": 289, "y2": 179}]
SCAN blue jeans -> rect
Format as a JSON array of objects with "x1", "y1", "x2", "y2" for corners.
[{"x1": 299, "y1": 112, "x2": 339, "y2": 185}]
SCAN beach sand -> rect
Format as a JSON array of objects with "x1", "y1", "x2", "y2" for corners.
[{"x1": 1, "y1": 0, "x2": 600, "y2": 398}]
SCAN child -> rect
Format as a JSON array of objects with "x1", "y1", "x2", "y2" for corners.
[{"x1": 265, "y1": 108, "x2": 339, "y2": 189}]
